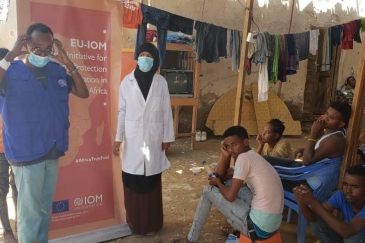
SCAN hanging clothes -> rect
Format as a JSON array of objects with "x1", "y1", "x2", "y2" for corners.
[
  {"x1": 229, "y1": 30, "x2": 242, "y2": 71},
  {"x1": 341, "y1": 21, "x2": 358, "y2": 50},
  {"x1": 252, "y1": 33, "x2": 266, "y2": 64},
  {"x1": 331, "y1": 25, "x2": 343, "y2": 46},
  {"x1": 296, "y1": 32, "x2": 310, "y2": 61},
  {"x1": 194, "y1": 21, "x2": 227, "y2": 63},
  {"x1": 123, "y1": 1, "x2": 143, "y2": 29},
  {"x1": 168, "y1": 14, "x2": 194, "y2": 35},
  {"x1": 134, "y1": 4, "x2": 170, "y2": 66},
  {"x1": 257, "y1": 33, "x2": 269, "y2": 102},
  {"x1": 309, "y1": 29, "x2": 320, "y2": 55},
  {"x1": 320, "y1": 28, "x2": 332, "y2": 72},
  {"x1": 264, "y1": 32, "x2": 272, "y2": 81},
  {"x1": 277, "y1": 35, "x2": 287, "y2": 82},
  {"x1": 269, "y1": 35, "x2": 279, "y2": 83},
  {"x1": 354, "y1": 19, "x2": 362, "y2": 43},
  {"x1": 285, "y1": 34, "x2": 297, "y2": 75}
]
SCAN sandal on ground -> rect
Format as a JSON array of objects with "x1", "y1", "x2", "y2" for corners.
[
  {"x1": 169, "y1": 237, "x2": 195, "y2": 243},
  {"x1": 145, "y1": 231, "x2": 155, "y2": 236},
  {"x1": 219, "y1": 225, "x2": 240, "y2": 237}
]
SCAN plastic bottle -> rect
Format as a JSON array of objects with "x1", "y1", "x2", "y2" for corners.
[
  {"x1": 225, "y1": 234, "x2": 238, "y2": 243},
  {"x1": 202, "y1": 161, "x2": 216, "y2": 178}
]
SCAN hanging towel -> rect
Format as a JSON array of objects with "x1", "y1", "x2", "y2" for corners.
[
  {"x1": 278, "y1": 35, "x2": 287, "y2": 82},
  {"x1": 229, "y1": 30, "x2": 242, "y2": 71},
  {"x1": 320, "y1": 29, "x2": 331, "y2": 71},
  {"x1": 258, "y1": 33, "x2": 269, "y2": 102},
  {"x1": 309, "y1": 29, "x2": 320, "y2": 55}
]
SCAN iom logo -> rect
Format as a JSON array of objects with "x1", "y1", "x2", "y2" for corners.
[
  {"x1": 74, "y1": 194, "x2": 103, "y2": 210},
  {"x1": 58, "y1": 79, "x2": 67, "y2": 88}
]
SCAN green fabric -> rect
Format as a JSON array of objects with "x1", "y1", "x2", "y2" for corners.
[
  {"x1": 269, "y1": 35, "x2": 279, "y2": 83},
  {"x1": 361, "y1": 18, "x2": 365, "y2": 33}
]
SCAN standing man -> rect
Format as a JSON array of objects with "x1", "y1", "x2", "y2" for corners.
[
  {"x1": 0, "y1": 48, "x2": 17, "y2": 243},
  {"x1": 0, "y1": 23, "x2": 89, "y2": 243},
  {"x1": 294, "y1": 165, "x2": 365, "y2": 243}
]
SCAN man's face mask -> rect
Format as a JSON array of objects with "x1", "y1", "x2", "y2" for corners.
[
  {"x1": 27, "y1": 45, "x2": 54, "y2": 67},
  {"x1": 137, "y1": 56, "x2": 154, "y2": 72},
  {"x1": 28, "y1": 52, "x2": 51, "y2": 67}
]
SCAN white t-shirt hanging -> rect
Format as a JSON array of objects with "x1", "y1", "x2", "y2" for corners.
[{"x1": 309, "y1": 29, "x2": 320, "y2": 55}]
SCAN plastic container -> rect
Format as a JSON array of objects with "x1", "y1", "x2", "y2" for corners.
[
  {"x1": 202, "y1": 161, "x2": 216, "y2": 178},
  {"x1": 225, "y1": 233, "x2": 238, "y2": 243}
]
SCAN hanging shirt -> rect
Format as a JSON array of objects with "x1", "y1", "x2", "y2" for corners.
[
  {"x1": 168, "y1": 14, "x2": 194, "y2": 35},
  {"x1": 296, "y1": 32, "x2": 310, "y2": 61},
  {"x1": 123, "y1": 1, "x2": 143, "y2": 29},
  {"x1": 331, "y1": 25, "x2": 343, "y2": 46},
  {"x1": 194, "y1": 21, "x2": 227, "y2": 63},
  {"x1": 285, "y1": 34, "x2": 298, "y2": 75},
  {"x1": 341, "y1": 21, "x2": 358, "y2": 50},
  {"x1": 269, "y1": 35, "x2": 279, "y2": 83},
  {"x1": 309, "y1": 29, "x2": 320, "y2": 55}
]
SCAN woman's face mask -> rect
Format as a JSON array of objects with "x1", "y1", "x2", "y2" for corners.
[
  {"x1": 137, "y1": 56, "x2": 154, "y2": 72},
  {"x1": 28, "y1": 52, "x2": 51, "y2": 67}
]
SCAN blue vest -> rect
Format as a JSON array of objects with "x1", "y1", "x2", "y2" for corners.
[{"x1": 2, "y1": 60, "x2": 70, "y2": 163}]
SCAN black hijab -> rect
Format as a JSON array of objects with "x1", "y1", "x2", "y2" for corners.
[{"x1": 134, "y1": 42, "x2": 160, "y2": 100}]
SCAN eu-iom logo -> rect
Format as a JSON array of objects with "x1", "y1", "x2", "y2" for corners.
[
  {"x1": 52, "y1": 199, "x2": 69, "y2": 214},
  {"x1": 74, "y1": 194, "x2": 103, "y2": 210}
]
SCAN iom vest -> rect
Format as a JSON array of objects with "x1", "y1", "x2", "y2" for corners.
[{"x1": 2, "y1": 60, "x2": 70, "y2": 163}]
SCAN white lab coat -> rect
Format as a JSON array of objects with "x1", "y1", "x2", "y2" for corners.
[{"x1": 115, "y1": 71, "x2": 175, "y2": 176}]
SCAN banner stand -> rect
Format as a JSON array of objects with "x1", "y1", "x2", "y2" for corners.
[{"x1": 49, "y1": 224, "x2": 131, "y2": 243}]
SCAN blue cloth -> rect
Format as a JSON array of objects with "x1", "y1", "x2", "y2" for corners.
[
  {"x1": 134, "y1": 4, "x2": 170, "y2": 66},
  {"x1": 12, "y1": 159, "x2": 59, "y2": 243},
  {"x1": 0, "y1": 153, "x2": 17, "y2": 231},
  {"x1": 311, "y1": 218, "x2": 365, "y2": 243},
  {"x1": 194, "y1": 21, "x2": 227, "y2": 63},
  {"x1": 2, "y1": 60, "x2": 70, "y2": 164},
  {"x1": 168, "y1": 13, "x2": 194, "y2": 35},
  {"x1": 327, "y1": 191, "x2": 365, "y2": 236}
]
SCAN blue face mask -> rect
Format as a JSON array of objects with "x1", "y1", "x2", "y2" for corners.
[
  {"x1": 137, "y1": 56, "x2": 154, "y2": 72},
  {"x1": 28, "y1": 52, "x2": 51, "y2": 67}
]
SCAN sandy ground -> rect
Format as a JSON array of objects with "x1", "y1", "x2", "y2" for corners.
[
  {"x1": 0, "y1": 135, "x2": 318, "y2": 243},
  {"x1": 107, "y1": 135, "x2": 318, "y2": 243}
]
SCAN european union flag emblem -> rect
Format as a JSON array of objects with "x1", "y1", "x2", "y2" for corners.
[{"x1": 52, "y1": 199, "x2": 69, "y2": 214}]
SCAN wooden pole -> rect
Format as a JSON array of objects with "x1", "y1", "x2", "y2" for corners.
[
  {"x1": 233, "y1": 0, "x2": 254, "y2": 125},
  {"x1": 339, "y1": 35, "x2": 365, "y2": 185}
]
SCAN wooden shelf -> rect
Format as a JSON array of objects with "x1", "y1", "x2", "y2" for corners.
[{"x1": 158, "y1": 42, "x2": 200, "y2": 150}]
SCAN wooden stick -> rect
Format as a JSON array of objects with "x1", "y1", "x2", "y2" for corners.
[
  {"x1": 340, "y1": 35, "x2": 365, "y2": 185},
  {"x1": 233, "y1": 0, "x2": 254, "y2": 125}
]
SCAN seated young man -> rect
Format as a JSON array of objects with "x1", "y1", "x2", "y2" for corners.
[
  {"x1": 170, "y1": 126, "x2": 284, "y2": 243},
  {"x1": 293, "y1": 165, "x2": 365, "y2": 243},
  {"x1": 264, "y1": 101, "x2": 351, "y2": 190}
]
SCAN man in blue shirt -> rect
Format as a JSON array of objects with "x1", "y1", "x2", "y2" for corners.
[{"x1": 294, "y1": 165, "x2": 365, "y2": 243}]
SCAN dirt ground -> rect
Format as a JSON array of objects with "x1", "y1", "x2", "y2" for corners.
[{"x1": 108, "y1": 134, "x2": 319, "y2": 243}]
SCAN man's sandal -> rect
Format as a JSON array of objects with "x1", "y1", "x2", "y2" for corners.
[{"x1": 219, "y1": 225, "x2": 240, "y2": 237}]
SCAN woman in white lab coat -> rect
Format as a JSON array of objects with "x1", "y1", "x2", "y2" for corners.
[{"x1": 113, "y1": 42, "x2": 174, "y2": 235}]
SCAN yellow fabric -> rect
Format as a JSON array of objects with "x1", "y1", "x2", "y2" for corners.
[{"x1": 261, "y1": 139, "x2": 293, "y2": 159}]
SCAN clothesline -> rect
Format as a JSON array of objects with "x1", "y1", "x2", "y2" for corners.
[{"x1": 123, "y1": 2, "x2": 365, "y2": 101}]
